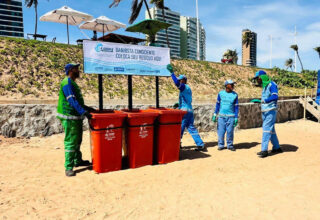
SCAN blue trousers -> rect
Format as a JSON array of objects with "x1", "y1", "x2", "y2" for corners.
[
  {"x1": 261, "y1": 110, "x2": 280, "y2": 151},
  {"x1": 181, "y1": 111, "x2": 204, "y2": 147},
  {"x1": 217, "y1": 117, "x2": 235, "y2": 149}
]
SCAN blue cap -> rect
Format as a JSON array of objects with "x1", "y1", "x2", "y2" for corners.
[
  {"x1": 254, "y1": 70, "x2": 267, "y2": 78},
  {"x1": 225, "y1": 79, "x2": 236, "y2": 86},
  {"x1": 178, "y1": 75, "x2": 187, "y2": 80},
  {"x1": 65, "y1": 63, "x2": 80, "y2": 75}
]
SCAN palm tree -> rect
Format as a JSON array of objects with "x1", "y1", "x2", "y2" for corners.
[
  {"x1": 285, "y1": 58, "x2": 294, "y2": 71},
  {"x1": 25, "y1": 0, "x2": 39, "y2": 40},
  {"x1": 150, "y1": 0, "x2": 170, "y2": 48},
  {"x1": 222, "y1": 49, "x2": 238, "y2": 64},
  {"x1": 110, "y1": 0, "x2": 152, "y2": 24},
  {"x1": 290, "y1": 44, "x2": 304, "y2": 71},
  {"x1": 314, "y1": 47, "x2": 320, "y2": 59},
  {"x1": 242, "y1": 31, "x2": 253, "y2": 48}
]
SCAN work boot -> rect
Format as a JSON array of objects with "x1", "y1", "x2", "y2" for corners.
[
  {"x1": 218, "y1": 147, "x2": 225, "y2": 151},
  {"x1": 271, "y1": 148, "x2": 283, "y2": 154},
  {"x1": 257, "y1": 151, "x2": 268, "y2": 158},
  {"x1": 228, "y1": 148, "x2": 236, "y2": 152},
  {"x1": 75, "y1": 160, "x2": 91, "y2": 167},
  {"x1": 65, "y1": 170, "x2": 75, "y2": 177},
  {"x1": 195, "y1": 145, "x2": 206, "y2": 152}
]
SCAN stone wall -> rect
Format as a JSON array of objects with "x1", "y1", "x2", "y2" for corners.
[{"x1": 0, "y1": 100, "x2": 303, "y2": 137}]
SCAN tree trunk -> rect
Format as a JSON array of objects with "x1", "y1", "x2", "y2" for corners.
[
  {"x1": 161, "y1": 7, "x2": 170, "y2": 48},
  {"x1": 297, "y1": 51, "x2": 304, "y2": 72},
  {"x1": 34, "y1": 5, "x2": 38, "y2": 39},
  {"x1": 143, "y1": 0, "x2": 152, "y2": 19}
]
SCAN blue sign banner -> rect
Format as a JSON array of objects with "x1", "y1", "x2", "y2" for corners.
[{"x1": 83, "y1": 40, "x2": 171, "y2": 77}]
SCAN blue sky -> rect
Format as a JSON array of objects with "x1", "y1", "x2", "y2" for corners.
[{"x1": 23, "y1": 0, "x2": 320, "y2": 71}]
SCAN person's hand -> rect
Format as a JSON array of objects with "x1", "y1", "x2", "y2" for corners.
[
  {"x1": 234, "y1": 118, "x2": 238, "y2": 127},
  {"x1": 84, "y1": 111, "x2": 92, "y2": 120},
  {"x1": 167, "y1": 64, "x2": 174, "y2": 73},
  {"x1": 250, "y1": 99, "x2": 261, "y2": 103},
  {"x1": 173, "y1": 102, "x2": 179, "y2": 109},
  {"x1": 212, "y1": 114, "x2": 217, "y2": 122}
]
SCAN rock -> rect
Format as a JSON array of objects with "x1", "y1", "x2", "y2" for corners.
[{"x1": 1, "y1": 124, "x2": 16, "y2": 138}]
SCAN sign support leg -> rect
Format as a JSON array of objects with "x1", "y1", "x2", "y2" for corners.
[
  {"x1": 128, "y1": 75, "x2": 133, "y2": 110},
  {"x1": 156, "y1": 76, "x2": 160, "y2": 108},
  {"x1": 98, "y1": 74, "x2": 103, "y2": 111}
]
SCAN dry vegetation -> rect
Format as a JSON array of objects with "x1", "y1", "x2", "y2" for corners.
[{"x1": 0, "y1": 37, "x2": 314, "y2": 103}]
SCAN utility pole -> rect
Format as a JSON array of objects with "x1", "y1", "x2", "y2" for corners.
[
  {"x1": 294, "y1": 25, "x2": 297, "y2": 72},
  {"x1": 196, "y1": 0, "x2": 200, "y2": 60},
  {"x1": 269, "y1": 35, "x2": 273, "y2": 68}
]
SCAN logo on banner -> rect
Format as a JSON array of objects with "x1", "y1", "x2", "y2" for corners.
[
  {"x1": 114, "y1": 67, "x2": 124, "y2": 72},
  {"x1": 139, "y1": 123, "x2": 148, "y2": 139},
  {"x1": 95, "y1": 43, "x2": 113, "y2": 53},
  {"x1": 105, "y1": 124, "x2": 115, "y2": 141}
]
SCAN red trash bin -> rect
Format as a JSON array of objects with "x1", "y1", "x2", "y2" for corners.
[
  {"x1": 145, "y1": 108, "x2": 187, "y2": 164},
  {"x1": 89, "y1": 110, "x2": 127, "y2": 173},
  {"x1": 122, "y1": 109, "x2": 158, "y2": 168}
]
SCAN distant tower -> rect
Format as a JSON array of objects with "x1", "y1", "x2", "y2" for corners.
[{"x1": 242, "y1": 29, "x2": 257, "y2": 66}]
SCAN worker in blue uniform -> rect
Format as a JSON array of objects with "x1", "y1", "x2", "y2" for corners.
[
  {"x1": 167, "y1": 64, "x2": 205, "y2": 151},
  {"x1": 252, "y1": 70, "x2": 282, "y2": 158},
  {"x1": 212, "y1": 80, "x2": 239, "y2": 151}
]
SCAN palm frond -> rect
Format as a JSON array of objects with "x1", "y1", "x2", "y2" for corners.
[
  {"x1": 129, "y1": 0, "x2": 143, "y2": 24},
  {"x1": 150, "y1": 0, "x2": 164, "y2": 8},
  {"x1": 25, "y1": 0, "x2": 37, "y2": 8},
  {"x1": 109, "y1": 0, "x2": 122, "y2": 8},
  {"x1": 290, "y1": 44, "x2": 298, "y2": 51},
  {"x1": 314, "y1": 47, "x2": 320, "y2": 53}
]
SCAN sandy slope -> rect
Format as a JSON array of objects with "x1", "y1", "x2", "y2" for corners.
[{"x1": 0, "y1": 120, "x2": 320, "y2": 219}]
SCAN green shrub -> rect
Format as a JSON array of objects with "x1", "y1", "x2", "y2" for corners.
[{"x1": 272, "y1": 68, "x2": 316, "y2": 88}]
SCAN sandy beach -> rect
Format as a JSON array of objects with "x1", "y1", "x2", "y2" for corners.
[{"x1": 1, "y1": 119, "x2": 320, "y2": 219}]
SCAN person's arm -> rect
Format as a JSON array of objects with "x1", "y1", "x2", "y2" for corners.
[
  {"x1": 171, "y1": 72, "x2": 186, "y2": 91},
  {"x1": 62, "y1": 79, "x2": 86, "y2": 115},
  {"x1": 264, "y1": 83, "x2": 278, "y2": 103},
  {"x1": 214, "y1": 94, "x2": 221, "y2": 114},
  {"x1": 234, "y1": 95, "x2": 239, "y2": 118}
]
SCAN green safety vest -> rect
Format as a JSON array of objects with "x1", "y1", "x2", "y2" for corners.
[{"x1": 57, "y1": 77, "x2": 85, "y2": 120}]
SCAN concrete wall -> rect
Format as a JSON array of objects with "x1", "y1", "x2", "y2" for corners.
[{"x1": 0, "y1": 100, "x2": 303, "y2": 138}]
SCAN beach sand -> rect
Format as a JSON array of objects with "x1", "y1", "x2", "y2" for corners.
[{"x1": 0, "y1": 119, "x2": 320, "y2": 219}]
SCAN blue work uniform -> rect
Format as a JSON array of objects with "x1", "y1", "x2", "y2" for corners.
[
  {"x1": 171, "y1": 73, "x2": 204, "y2": 147},
  {"x1": 214, "y1": 90, "x2": 239, "y2": 149},
  {"x1": 261, "y1": 81, "x2": 280, "y2": 151},
  {"x1": 316, "y1": 70, "x2": 320, "y2": 105}
]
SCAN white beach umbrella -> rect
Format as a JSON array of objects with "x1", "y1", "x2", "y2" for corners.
[
  {"x1": 79, "y1": 16, "x2": 126, "y2": 36},
  {"x1": 40, "y1": 6, "x2": 93, "y2": 44}
]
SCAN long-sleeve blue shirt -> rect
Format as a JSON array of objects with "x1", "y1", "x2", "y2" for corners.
[
  {"x1": 62, "y1": 78, "x2": 86, "y2": 116},
  {"x1": 171, "y1": 73, "x2": 186, "y2": 91},
  {"x1": 171, "y1": 72, "x2": 193, "y2": 111},
  {"x1": 263, "y1": 82, "x2": 278, "y2": 103}
]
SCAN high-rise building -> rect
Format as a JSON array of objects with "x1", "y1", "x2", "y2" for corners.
[
  {"x1": 200, "y1": 26, "x2": 206, "y2": 60},
  {"x1": 180, "y1": 16, "x2": 206, "y2": 60},
  {"x1": 0, "y1": 0, "x2": 24, "y2": 38},
  {"x1": 146, "y1": 7, "x2": 181, "y2": 58},
  {"x1": 242, "y1": 29, "x2": 257, "y2": 66}
]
